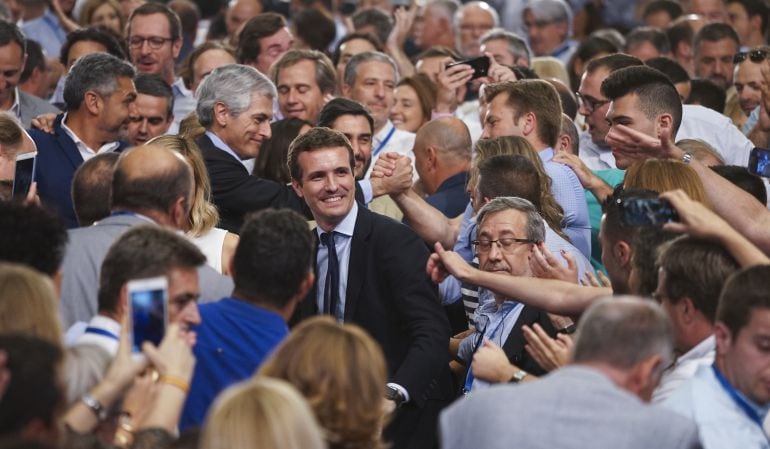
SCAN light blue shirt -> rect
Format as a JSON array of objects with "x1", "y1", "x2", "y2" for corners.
[
  {"x1": 315, "y1": 201, "x2": 357, "y2": 323},
  {"x1": 168, "y1": 77, "x2": 196, "y2": 135},
  {"x1": 20, "y1": 10, "x2": 67, "y2": 58}
]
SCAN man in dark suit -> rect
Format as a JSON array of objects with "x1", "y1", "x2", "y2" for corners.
[
  {"x1": 29, "y1": 52, "x2": 135, "y2": 228},
  {"x1": 288, "y1": 127, "x2": 454, "y2": 449}
]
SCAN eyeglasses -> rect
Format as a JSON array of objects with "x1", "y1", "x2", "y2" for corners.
[
  {"x1": 128, "y1": 36, "x2": 174, "y2": 49},
  {"x1": 472, "y1": 237, "x2": 534, "y2": 254},
  {"x1": 733, "y1": 49, "x2": 769, "y2": 64},
  {"x1": 576, "y1": 92, "x2": 610, "y2": 113}
]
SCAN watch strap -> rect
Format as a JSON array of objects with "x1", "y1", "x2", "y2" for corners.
[{"x1": 81, "y1": 393, "x2": 108, "y2": 421}]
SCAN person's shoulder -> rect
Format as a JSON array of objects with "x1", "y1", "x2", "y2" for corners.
[{"x1": 19, "y1": 90, "x2": 59, "y2": 112}]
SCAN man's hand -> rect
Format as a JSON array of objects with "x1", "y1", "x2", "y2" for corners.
[
  {"x1": 435, "y1": 57, "x2": 473, "y2": 113},
  {"x1": 553, "y1": 151, "x2": 597, "y2": 189},
  {"x1": 371, "y1": 154, "x2": 413, "y2": 197},
  {"x1": 426, "y1": 241, "x2": 474, "y2": 283},
  {"x1": 472, "y1": 338, "x2": 517, "y2": 383},
  {"x1": 529, "y1": 245, "x2": 578, "y2": 284},
  {"x1": 387, "y1": 5, "x2": 416, "y2": 53},
  {"x1": 480, "y1": 52, "x2": 517, "y2": 84},
  {"x1": 30, "y1": 113, "x2": 58, "y2": 134},
  {"x1": 604, "y1": 123, "x2": 683, "y2": 162},
  {"x1": 523, "y1": 323, "x2": 572, "y2": 372}
]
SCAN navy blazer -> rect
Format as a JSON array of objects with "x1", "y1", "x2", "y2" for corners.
[{"x1": 30, "y1": 114, "x2": 128, "y2": 228}]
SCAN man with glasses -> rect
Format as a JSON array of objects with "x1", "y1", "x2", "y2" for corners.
[
  {"x1": 522, "y1": 0, "x2": 577, "y2": 65},
  {"x1": 127, "y1": 2, "x2": 194, "y2": 132},
  {"x1": 454, "y1": 1, "x2": 498, "y2": 58}
]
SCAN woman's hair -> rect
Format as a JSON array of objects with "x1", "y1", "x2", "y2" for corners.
[
  {"x1": 179, "y1": 111, "x2": 206, "y2": 139},
  {"x1": 255, "y1": 118, "x2": 312, "y2": 184},
  {"x1": 259, "y1": 316, "x2": 387, "y2": 449},
  {"x1": 471, "y1": 136, "x2": 568, "y2": 241},
  {"x1": 0, "y1": 263, "x2": 62, "y2": 347},
  {"x1": 147, "y1": 135, "x2": 219, "y2": 236},
  {"x1": 624, "y1": 158, "x2": 710, "y2": 206},
  {"x1": 78, "y1": 0, "x2": 125, "y2": 33},
  {"x1": 396, "y1": 73, "x2": 438, "y2": 126},
  {"x1": 531, "y1": 56, "x2": 570, "y2": 87},
  {"x1": 200, "y1": 377, "x2": 326, "y2": 449}
]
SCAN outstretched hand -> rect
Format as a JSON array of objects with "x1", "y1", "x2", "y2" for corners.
[
  {"x1": 604, "y1": 124, "x2": 683, "y2": 164},
  {"x1": 426, "y1": 241, "x2": 474, "y2": 283}
]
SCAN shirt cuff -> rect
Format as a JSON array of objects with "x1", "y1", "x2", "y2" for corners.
[
  {"x1": 360, "y1": 179, "x2": 373, "y2": 204},
  {"x1": 387, "y1": 382, "x2": 410, "y2": 403}
]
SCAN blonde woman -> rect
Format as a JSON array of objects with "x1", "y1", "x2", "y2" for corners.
[
  {"x1": 201, "y1": 377, "x2": 327, "y2": 449},
  {"x1": 624, "y1": 158, "x2": 711, "y2": 207},
  {"x1": 147, "y1": 135, "x2": 238, "y2": 275},
  {"x1": 0, "y1": 263, "x2": 61, "y2": 346}
]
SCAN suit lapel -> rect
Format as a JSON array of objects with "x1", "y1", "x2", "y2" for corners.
[
  {"x1": 343, "y1": 207, "x2": 372, "y2": 322},
  {"x1": 53, "y1": 116, "x2": 85, "y2": 169}
]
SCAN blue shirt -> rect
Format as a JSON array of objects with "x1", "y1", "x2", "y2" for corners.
[
  {"x1": 20, "y1": 10, "x2": 67, "y2": 58},
  {"x1": 425, "y1": 171, "x2": 470, "y2": 219},
  {"x1": 316, "y1": 201, "x2": 357, "y2": 323},
  {"x1": 180, "y1": 297, "x2": 288, "y2": 430}
]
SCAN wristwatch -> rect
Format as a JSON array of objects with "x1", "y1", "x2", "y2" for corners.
[
  {"x1": 81, "y1": 393, "x2": 108, "y2": 421},
  {"x1": 384, "y1": 385, "x2": 406, "y2": 408},
  {"x1": 509, "y1": 369, "x2": 528, "y2": 383}
]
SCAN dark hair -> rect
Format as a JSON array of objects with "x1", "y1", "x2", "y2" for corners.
[
  {"x1": 665, "y1": 20, "x2": 694, "y2": 56},
  {"x1": 643, "y1": 0, "x2": 683, "y2": 22},
  {"x1": 111, "y1": 149, "x2": 193, "y2": 214},
  {"x1": 547, "y1": 78, "x2": 578, "y2": 120},
  {"x1": 317, "y1": 97, "x2": 374, "y2": 133},
  {"x1": 585, "y1": 53, "x2": 643, "y2": 76},
  {"x1": 601, "y1": 187, "x2": 657, "y2": 246},
  {"x1": 181, "y1": 41, "x2": 235, "y2": 89},
  {"x1": 0, "y1": 203, "x2": 68, "y2": 276},
  {"x1": 58, "y1": 26, "x2": 128, "y2": 67},
  {"x1": 134, "y1": 73, "x2": 174, "y2": 119},
  {"x1": 478, "y1": 155, "x2": 541, "y2": 209},
  {"x1": 718, "y1": 265, "x2": 770, "y2": 336},
  {"x1": 567, "y1": 35, "x2": 619, "y2": 91},
  {"x1": 168, "y1": 0, "x2": 200, "y2": 37},
  {"x1": 693, "y1": 22, "x2": 740, "y2": 52},
  {"x1": 686, "y1": 78, "x2": 726, "y2": 113},
  {"x1": 630, "y1": 226, "x2": 678, "y2": 296},
  {"x1": 255, "y1": 118, "x2": 313, "y2": 183},
  {"x1": 292, "y1": 8, "x2": 336, "y2": 53},
  {"x1": 232, "y1": 209, "x2": 314, "y2": 308},
  {"x1": 331, "y1": 32, "x2": 383, "y2": 66},
  {"x1": 601, "y1": 65, "x2": 682, "y2": 136},
  {"x1": 98, "y1": 226, "x2": 205, "y2": 313},
  {"x1": 288, "y1": 127, "x2": 354, "y2": 183},
  {"x1": 645, "y1": 56, "x2": 690, "y2": 84},
  {"x1": 72, "y1": 152, "x2": 120, "y2": 226},
  {"x1": 726, "y1": 0, "x2": 770, "y2": 35},
  {"x1": 237, "y1": 13, "x2": 286, "y2": 64},
  {"x1": 351, "y1": 8, "x2": 393, "y2": 45},
  {"x1": 658, "y1": 236, "x2": 739, "y2": 323},
  {"x1": 0, "y1": 20, "x2": 25, "y2": 54},
  {"x1": 711, "y1": 165, "x2": 768, "y2": 204},
  {"x1": 128, "y1": 2, "x2": 182, "y2": 41},
  {"x1": 625, "y1": 26, "x2": 671, "y2": 55},
  {"x1": 19, "y1": 39, "x2": 44, "y2": 84},
  {"x1": 0, "y1": 334, "x2": 63, "y2": 437},
  {"x1": 63, "y1": 52, "x2": 136, "y2": 111}
]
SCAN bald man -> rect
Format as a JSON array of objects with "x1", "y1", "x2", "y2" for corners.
[
  {"x1": 59, "y1": 145, "x2": 233, "y2": 331},
  {"x1": 413, "y1": 117, "x2": 472, "y2": 218}
]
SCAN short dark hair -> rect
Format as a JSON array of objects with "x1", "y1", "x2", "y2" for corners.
[
  {"x1": 0, "y1": 20, "x2": 26, "y2": 54},
  {"x1": 478, "y1": 155, "x2": 541, "y2": 209},
  {"x1": 63, "y1": 52, "x2": 136, "y2": 111},
  {"x1": 484, "y1": 79, "x2": 563, "y2": 148},
  {"x1": 111, "y1": 148, "x2": 193, "y2": 214},
  {"x1": 601, "y1": 65, "x2": 683, "y2": 136},
  {"x1": 693, "y1": 22, "x2": 740, "y2": 53},
  {"x1": 585, "y1": 53, "x2": 643, "y2": 75},
  {"x1": 351, "y1": 8, "x2": 393, "y2": 45},
  {"x1": 643, "y1": 0, "x2": 683, "y2": 22},
  {"x1": 658, "y1": 236, "x2": 739, "y2": 323},
  {"x1": 726, "y1": 0, "x2": 770, "y2": 35},
  {"x1": 232, "y1": 209, "x2": 314, "y2": 308},
  {"x1": 0, "y1": 334, "x2": 63, "y2": 437},
  {"x1": 317, "y1": 97, "x2": 374, "y2": 133},
  {"x1": 331, "y1": 32, "x2": 383, "y2": 66},
  {"x1": 625, "y1": 26, "x2": 671, "y2": 55},
  {"x1": 568, "y1": 35, "x2": 620, "y2": 90},
  {"x1": 711, "y1": 165, "x2": 768, "y2": 204},
  {"x1": 134, "y1": 73, "x2": 174, "y2": 119},
  {"x1": 58, "y1": 27, "x2": 128, "y2": 67},
  {"x1": 237, "y1": 13, "x2": 286, "y2": 65},
  {"x1": 687, "y1": 78, "x2": 726, "y2": 113},
  {"x1": 288, "y1": 127, "x2": 355, "y2": 183},
  {"x1": 630, "y1": 226, "x2": 678, "y2": 296},
  {"x1": 181, "y1": 41, "x2": 235, "y2": 89},
  {"x1": 718, "y1": 265, "x2": 770, "y2": 337},
  {"x1": 19, "y1": 39, "x2": 44, "y2": 84},
  {"x1": 72, "y1": 152, "x2": 120, "y2": 227},
  {"x1": 665, "y1": 20, "x2": 694, "y2": 56},
  {"x1": 128, "y1": 2, "x2": 182, "y2": 41},
  {"x1": 645, "y1": 56, "x2": 690, "y2": 84},
  {"x1": 98, "y1": 226, "x2": 205, "y2": 313},
  {"x1": 292, "y1": 8, "x2": 336, "y2": 53},
  {"x1": 0, "y1": 203, "x2": 68, "y2": 276}
]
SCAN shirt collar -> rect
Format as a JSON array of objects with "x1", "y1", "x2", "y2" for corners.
[
  {"x1": 61, "y1": 112, "x2": 121, "y2": 155},
  {"x1": 316, "y1": 201, "x2": 358, "y2": 239},
  {"x1": 89, "y1": 314, "x2": 122, "y2": 335},
  {"x1": 539, "y1": 147, "x2": 554, "y2": 162},
  {"x1": 373, "y1": 120, "x2": 395, "y2": 144},
  {"x1": 678, "y1": 334, "x2": 715, "y2": 364},
  {"x1": 9, "y1": 87, "x2": 20, "y2": 119},
  {"x1": 172, "y1": 76, "x2": 192, "y2": 99},
  {"x1": 206, "y1": 130, "x2": 254, "y2": 172}
]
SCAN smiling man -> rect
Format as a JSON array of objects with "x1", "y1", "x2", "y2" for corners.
[
  {"x1": 317, "y1": 97, "x2": 374, "y2": 180},
  {"x1": 271, "y1": 49, "x2": 335, "y2": 123},
  {"x1": 126, "y1": 73, "x2": 174, "y2": 146},
  {"x1": 288, "y1": 126, "x2": 454, "y2": 449}
]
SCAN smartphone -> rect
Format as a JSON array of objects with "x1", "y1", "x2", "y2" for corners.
[
  {"x1": 446, "y1": 56, "x2": 491, "y2": 80},
  {"x1": 11, "y1": 151, "x2": 36, "y2": 200},
  {"x1": 748, "y1": 147, "x2": 770, "y2": 178},
  {"x1": 128, "y1": 276, "x2": 167, "y2": 353},
  {"x1": 620, "y1": 197, "x2": 679, "y2": 226}
]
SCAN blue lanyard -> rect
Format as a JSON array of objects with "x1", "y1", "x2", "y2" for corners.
[
  {"x1": 712, "y1": 365, "x2": 765, "y2": 428},
  {"x1": 372, "y1": 125, "x2": 396, "y2": 157},
  {"x1": 85, "y1": 326, "x2": 119, "y2": 341},
  {"x1": 463, "y1": 307, "x2": 514, "y2": 394}
]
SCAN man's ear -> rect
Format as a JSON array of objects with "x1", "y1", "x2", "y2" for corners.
[
  {"x1": 341, "y1": 83, "x2": 352, "y2": 98},
  {"x1": 117, "y1": 283, "x2": 129, "y2": 320},
  {"x1": 627, "y1": 354, "x2": 665, "y2": 402},
  {"x1": 169, "y1": 195, "x2": 189, "y2": 230},
  {"x1": 172, "y1": 38, "x2": 182, "y2": 59},
  {"x1": 521, "y1": 112, "x2": 537, "y2": 137},
  {"x1": 614, "y1": 240, "x2": 632, "y2": 267},
  {"x1": 213, "y1": 102, "x2": 229, "y2": 127},
  {"x1": 714, "y1": 321, "x2": 733, "y2": 358},
  {"x1": 291, "y1": 178, "x2": 304, "y2": 198},
  {"x1": 84, "y1": 90, "x2": 102, "y2": 116},
  {"x1": 425, "y1": 146, "x2": 437, "y2": 169},
  {"x1": 657, "y1": 113, "x2": 673, "y2": 136}
]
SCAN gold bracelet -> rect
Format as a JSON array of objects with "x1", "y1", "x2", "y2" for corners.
[{"x1": 158, "y1": 374, "x2": 190, "y2": 393}]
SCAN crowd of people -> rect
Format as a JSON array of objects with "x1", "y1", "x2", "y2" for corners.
[{"x1": 1, "y1": 0, "x2": 770, "y2": 448}]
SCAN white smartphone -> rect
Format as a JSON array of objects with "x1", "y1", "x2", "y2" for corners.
[
  {"x1": 12, "y1": 151, "x2": 36, "y2": 200},
  {"x1": 128, "y1": 276, "x2": 168, "y2": 353}
]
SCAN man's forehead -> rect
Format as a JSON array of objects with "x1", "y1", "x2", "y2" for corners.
[
  {"x1": 130, "y1": 13, "x2": 171, "y2": 35},
  {"x1": 479, "y1": 209, "x2": 526, "y2": 231}
]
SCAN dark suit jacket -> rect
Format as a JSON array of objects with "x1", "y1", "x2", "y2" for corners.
[
  {"x1": 30, "y1": 114, "x2": 128, "y2": 228},
  {"x1": 294, "y1": 206, "x2": 454, "y2": 449}
]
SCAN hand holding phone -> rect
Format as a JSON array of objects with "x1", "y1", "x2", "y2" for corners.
[
  {"x1": 619, "y1": 197, "x2": 679, "y2": 226},
  {"x1": 446, "y1": 56, "x2": 491, "y2": 80},
  {"x1": 12, "y1": 152, "x2": 36, "y2": 200},
  {"x1": 128, "y1": 276, "x2": 168, "y2": 353}
]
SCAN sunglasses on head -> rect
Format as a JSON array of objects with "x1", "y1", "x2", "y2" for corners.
[{"x1": 734, "y1": 49, "x2": 769, "y2": 64}]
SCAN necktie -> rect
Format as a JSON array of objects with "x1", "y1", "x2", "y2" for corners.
[{"x1": 320, "y1": 232, "x2": 339, "y2": 318}]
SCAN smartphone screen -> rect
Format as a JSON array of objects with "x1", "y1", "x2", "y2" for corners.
[
  {"x1": 620, "y1": 198, "x2": 679, "y2": 226},
  {"x1": 129, "y1": 277, "x2": 167, "y2": 353},
  {"x1": 12, "y1": 152, "x2": 36, "y2": 200},
  {"x1": 446, "y1": 56, "x2": 491, "y2": 80},
  {"x1": 749, "y1": 147, "x2": 770, "y2": 178}
]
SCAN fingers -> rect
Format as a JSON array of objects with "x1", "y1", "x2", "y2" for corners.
[
  {"x1": 561, "y1": 249, "x2": 575, "y2": 271},
  {"x1": 596, "y1": 270, "x2": 611, "y2": 288}
]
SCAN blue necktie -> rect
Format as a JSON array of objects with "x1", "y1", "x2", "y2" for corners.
[{"x1": 320, "y1": 232, "x2": 339, "y2": 317}]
